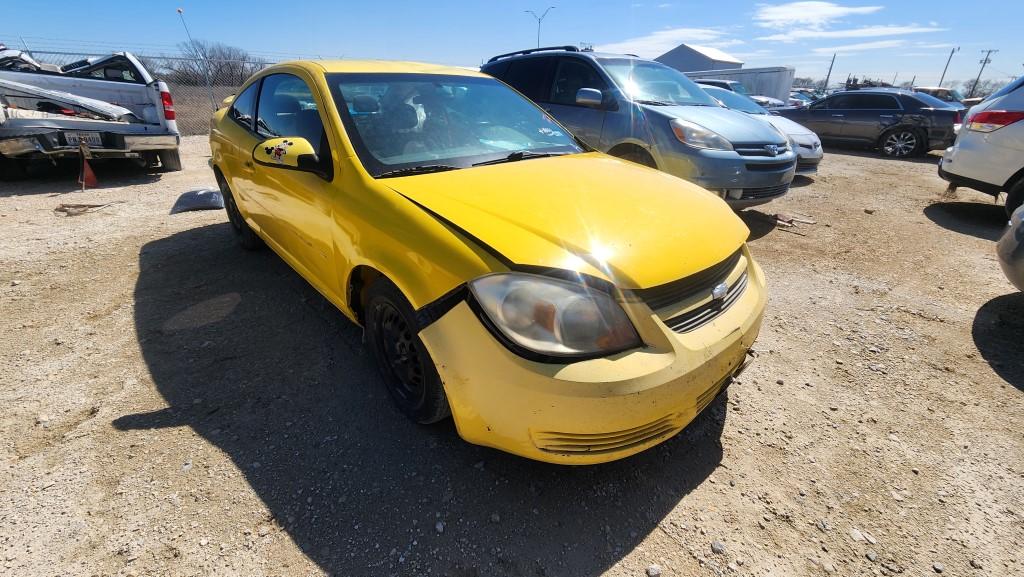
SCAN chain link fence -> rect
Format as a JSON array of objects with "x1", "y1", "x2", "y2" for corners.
[{"x1": 30, "y1": 50, "x2": 277, "y2": 136}]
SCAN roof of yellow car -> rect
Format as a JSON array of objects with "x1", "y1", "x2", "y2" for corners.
[{"x1": 289, "y1": 60, "x2": 487, "y2": 76}]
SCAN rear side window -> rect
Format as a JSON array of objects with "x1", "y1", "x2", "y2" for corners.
[
  {"x1": 229, "y1": 82, "x2": 259, "y2": 130},
  {"x1": 501, "y1": 57, "x2": 553, "y2": 102},
  {"x1": 846, "y1": 94, "x2": 900, "y2": 109},
  {"x1": 550, "y1": 58, "x2": 608, "y2": 105}
]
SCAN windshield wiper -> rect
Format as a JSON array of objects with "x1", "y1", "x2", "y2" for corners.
[
  {"x1": 634, "y1": 99, "x2": 671, "y2": 106},
  {"x1": 472, "y1": 150, "x2": 568, "y2": 166},
  {"x1": 377, "y1": 164, "x2": 460, "y2": 178}
]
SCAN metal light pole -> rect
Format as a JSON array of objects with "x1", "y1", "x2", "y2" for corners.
[
  {"x1": 969, "y1": 49, "x2": 998, "y2": 98},
  {"x1": 177, "y1": 7, "x2": 216, "y2": 110},
  {"x1": 938, "y1": 46, "x2": 959, "y2": 87},
  {"x1": 525, "y1": 7, "x2": 556, "y2": 48}
]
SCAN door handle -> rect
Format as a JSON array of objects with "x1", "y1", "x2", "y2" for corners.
[
  {"x1": 831, "y1": 114, "x2": 845, "y2": 117},
  {"x1": 879, "y1": 115, "x2": 894, "y2": 118}
]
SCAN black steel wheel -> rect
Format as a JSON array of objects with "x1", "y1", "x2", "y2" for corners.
[
  {"x1": 365, "y1": 279, "x2": 450, "y2": 424},
  {"x1": 879, "y1": 128, "x2": 922, "y2": 158}
]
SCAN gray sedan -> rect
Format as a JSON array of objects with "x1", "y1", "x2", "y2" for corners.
[{"x1": 998, "y1": 205, "x2": 1024, "y2": 291}]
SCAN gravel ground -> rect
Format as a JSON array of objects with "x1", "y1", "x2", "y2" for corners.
[{"x1": 1, "y1": 137, "x2": 1022, "y2": 576}]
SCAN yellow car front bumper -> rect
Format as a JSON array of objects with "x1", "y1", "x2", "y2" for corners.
[{"x1": 419, "y1": 260, "x2": 767, "y2": 465}]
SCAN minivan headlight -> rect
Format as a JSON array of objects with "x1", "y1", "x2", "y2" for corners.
[
  {"x1": 469, "y1": 273, "x2": 642, "y2": 360},
  {"x1": 670, "y1": 119, "x2": 733, "y2": 151}
]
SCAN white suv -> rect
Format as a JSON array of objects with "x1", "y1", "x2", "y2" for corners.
[{"x1": 939, "y1": 77, "x2": 1024, "y2": 217}]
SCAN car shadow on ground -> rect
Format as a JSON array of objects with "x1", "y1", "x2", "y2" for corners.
[
  {"x1": 739, "y1": 210, "x2": 778, "y2": 241},
  {"x1": 923, "y1": 201, "x2": 1007, "y2": 241},
  {"x1": 115, "y1": 222, "x2": 727, "y2": 575},
  {"x1": 821, "y1": 146, "x2": 942, "y2": 165},
  {"x1": 0, "y1": 159, "x2": 161, "y2": 197},
  {"x1": 972, "y1": 292, "x2": 1024, "y2": 392},
  {"x1": 790, "y1": 175, "x2": 814, "y2": 188}
]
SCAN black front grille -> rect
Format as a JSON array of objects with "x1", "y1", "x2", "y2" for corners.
[
  {"x1": 629, "y1": 249, "x2": 742, "y2": 312},
  {"x1": 741, "y1": 183, "x2": 790, "y2": 199},
  {"x1": 746, "y1": 161, "x2": 796, "y2": 172},
  {"x1": 664, "y1": 272, "x2": 749, "y2": 333}
]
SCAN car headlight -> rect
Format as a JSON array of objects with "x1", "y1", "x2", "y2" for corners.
[
  {"x1": 469, "y1": 273, "x2": 642, "y2": 360},
  {"x1": 670, "y1": 119, "x2": 733, "y2": 151}
]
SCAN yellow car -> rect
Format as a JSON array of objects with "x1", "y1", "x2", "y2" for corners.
[{"x1": 209, "y1": 60, "x2": 767, "y2": 464}]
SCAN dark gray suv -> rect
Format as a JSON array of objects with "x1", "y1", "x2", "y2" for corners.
[{"x1": 482, "y1": 47, "x2": 797, "y2": 209}]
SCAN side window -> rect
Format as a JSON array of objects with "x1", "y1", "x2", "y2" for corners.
[
  {"x1": 850, "y1": 94, "x2": 900, "y2": 109},
  {"x1": 502, "y1": 57, "x2": 553, "y2": 102},
  {"x1": 229, "y1": 82, "x2": 259, "y2": 130},
  {"x1": 828, "y1": 95, "x2": 854, "y2": 109},
  {"x1": 550, "y1": 58, "x2": 608, "y2": 105},
  {"x1": 256, "y1": 73, "x2": 328, "y2": 158}
]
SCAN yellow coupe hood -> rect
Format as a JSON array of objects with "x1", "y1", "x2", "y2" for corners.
[{"x1": 384, "y1": 153, "x2": 749, "y2": 289}]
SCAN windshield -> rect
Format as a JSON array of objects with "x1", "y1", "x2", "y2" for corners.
[
  {"x1": 598, "y1": 58, "x2": 719, "y2": 107},
  {"x1": 729, "y1": 83, "x2": 750, "y2": 96},
  {"x1": 327, "y1": 73, "x2": 583, "y2": 177},
  {"x1": 914, "y1": 91, "x2": 959, "y2": 109},
  {"x1": 703, "y1": 85, "x2": 766, "y2": 114}
]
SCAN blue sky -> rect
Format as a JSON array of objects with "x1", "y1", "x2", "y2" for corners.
[{"x1": 3, "y1": 1, "x2": 1021, "y2": 87}]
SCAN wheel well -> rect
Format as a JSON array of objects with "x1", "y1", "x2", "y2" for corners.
[
  {"x1": 346, "y1": 265, "x2": 384, "y2": 324},
  {"x1": 1003, "y1": 165, "x2": 1024, "y2": 192},
  {"x1": 607, "y1": 143, "x2": 656, "y2": 166}
]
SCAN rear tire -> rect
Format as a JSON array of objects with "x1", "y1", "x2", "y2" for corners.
[
  {"x1": 216, "y1": 171, "x2": 264, "y2": 251},
  {"x1": 364, "y1": 279, "x2": 450, "y2": 424},
  {"x1": 878, "y1": 128, "x2": 923, "y2": 158},
  {"x1": 1006, "y1": 180, "x2": 1024, "y2": 218},
  {"x1": 158, "y1": 149, "x2": 183, "y2": 171}
]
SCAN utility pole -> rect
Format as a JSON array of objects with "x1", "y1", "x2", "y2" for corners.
[
  {"x1": 525, "y1": 7, "x2": 556, "y2": 48},
  {"x1": 969, "y1": 49, "x2": 998, "y2": 98},
  {"x1": 892, "y1": 72, "x2": 898, "y2": 86},
  {"x1": 938, "y1": 46, "x2": 959, "y2": 87},
  {"x1": 177, "y1": 7, "x2": 216, "y2": 111},
  {"x1": 822, "y1": 53, "x2": 836, "y2": 92}
]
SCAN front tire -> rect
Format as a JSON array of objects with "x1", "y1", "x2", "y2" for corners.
[
  {"x1": 216, "y1": 171, "x2": 264, "y2": 250},
  {"x1": 365, "y1": 279, "x2": 450, "y2": 424},
  {"x1": 879, "y1": 128, "x2": 922, "y2": 158}
]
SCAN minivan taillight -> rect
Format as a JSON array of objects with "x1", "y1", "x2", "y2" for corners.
[
  {"x1": 953, "y1": 110, "x2": 962, "y2": 124},
  {"x1": 160, "y1": 90, "x2": 176, "y2": 120},
  {"x1": 968, "y1": 110, "x2": 1024, "y2": 132}
]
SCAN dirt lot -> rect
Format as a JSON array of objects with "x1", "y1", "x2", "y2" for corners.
[{"x1": 1, "y1": 137, "x2": 1022, "y2": 577}]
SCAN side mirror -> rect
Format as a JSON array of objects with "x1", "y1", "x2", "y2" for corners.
[
  {"x1": 253, "y1": 137, "x2": 324, "y2": 177},
  {"x1": 575, "y1": 88, "x2": 604, "y2": 108}
]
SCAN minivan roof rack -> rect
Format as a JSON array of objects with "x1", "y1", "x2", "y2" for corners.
[{"x1": 487, "y1": 46, "x2": 579, "y2": 63}]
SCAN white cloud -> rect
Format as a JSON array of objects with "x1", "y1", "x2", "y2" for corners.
[
  {"x1": 812, "y1": 39, "x2": 906, "y2": 54},
  {"x1": 657, "y1": 2, "x2": 673, "y2": 7},
  {"x1": 596, "y1": 27, "x2": 729, "y2": 58},
  {"x1": 916, "y1": 42, "x2": 955, "y2": 49},
  {"x1": 754, "y1": 1, "x2": 883, "y2": 29},
  {"x1": 758, "y1": 24, "x2": 946, "y2": 43}
]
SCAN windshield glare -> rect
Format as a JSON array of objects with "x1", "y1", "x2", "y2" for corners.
[
  {"x1": 328, "y1": 73, "x2": 582, "y2": 176},
  {"x1": 703, "y1": 86, "x2": 766, "y2": 114},
  {"x1": 598, "y1": 58, "x2": 718, "y2": 107}
]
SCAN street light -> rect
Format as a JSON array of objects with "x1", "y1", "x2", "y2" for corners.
[
  {"x1": 525, "y1": 7, "x2": 556, "y2": 48},
  {"x1": 176, "y1": 7, "x2": 216, "y2": 110}
]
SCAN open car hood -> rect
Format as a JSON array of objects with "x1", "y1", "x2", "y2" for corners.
[{"x1": 383, "y1": 152, "x2": 749, "y2": 289}]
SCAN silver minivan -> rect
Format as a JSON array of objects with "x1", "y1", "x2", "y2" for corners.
[{"x1": 482, "y1": 47, "x2": 797, "y2": 208}]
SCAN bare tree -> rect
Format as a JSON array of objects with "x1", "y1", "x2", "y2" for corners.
[{"x1": 163, "y1": 40, "x2": 269, "y2": 86}]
